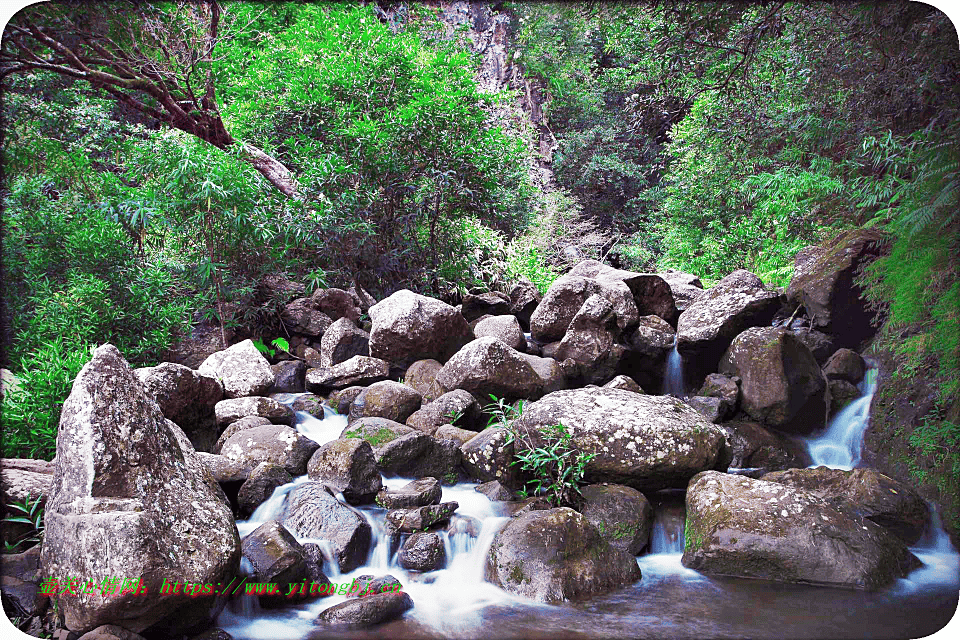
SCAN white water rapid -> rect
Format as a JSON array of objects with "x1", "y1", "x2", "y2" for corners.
[
  {"x1": 805, "y1": 364, "x2": 877, "y2": 469},
  {"x1": 662, "y1": 337, "x2": 685, "y2": 397}
]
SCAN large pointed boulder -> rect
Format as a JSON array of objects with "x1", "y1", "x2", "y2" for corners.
[
  {"x1": 41, "y1": 345, "x2": 240, "y2": 635},
  {"x1": 435, "y1": 337, "x2": 544, "y2": 403},
  {"x1": 368, "y1": 290, "x2": 474, "y2": 368},
  {"x1": 198, "y1": 339, "x2": 275, "y2": 398}
]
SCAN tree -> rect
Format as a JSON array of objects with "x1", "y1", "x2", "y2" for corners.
[{"x1": 0, "y1": 0, "x2": 299, "y2": 197}]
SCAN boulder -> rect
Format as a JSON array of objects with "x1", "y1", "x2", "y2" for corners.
[
  {"x1": 823, "y1": 348, "x2": 866, "y2": 385},
  {"x1": 682, "y1": 471, "x2": 919, "y2": 589},
  {"x1": 213, "y1": 416, "x2": 271, "y2": 455},
  {"x1": 214, "y1": 397, "x2": 295, "y2": 429},
  {"x1": 509, "y1": 278, "x2": 541, "y2": 329},
  {"x1": 485, "y1": 507, "x2": 642, "y2": 603},
  {"x1": 41, "y1": 345, "x2": 239, "y2": 635},
  {"x1": 436, "y1": 337, "x2": 544, "y2": 403},
  {"x1": 328, "y1": 386, "x2": 366, "y2": 415},
  {"x1": 348, "y1": 574, "x2": 403, "y2": 598},
  {"x1": 475, "y1": 480, "x2": 516, "y2": 502},
  {"x1": 198, "y1": 339, "x2": 276, "y2": 399},
  {"x1": 348, "y1": 380, "x2": 422, "y2": 425},
  {"x1": 568, "y1": 260, "x2": 679, "y2": 326},
  {"x1": 195, "y1": 453, "x2": 255, "y2": 484},
  {"x1": 348, "y1": 282, "x2": 377, "y2": 314},
  {"x1": 163, "y1": 321, "x2": 232, "y2": 370},
  {"x1": 269, "y1": 360, "x2": 306, "y2": 393},
  {"x1": 374, "y1": 433, "x2": 461, "y2": 484},
  {"x1": 461, "y1": 292, "x2": 511, "y2": 322},
  {"x1": 369, "y1": 290, "x2": 474, "y2": 368},
  {"x1": 319, "y1": 318, "x2": 370, "y2": 367},
  {"x1": 135, "y1": 363, "x2": 222, "y2": 450},
  {"x1": 1, "y1": 465, "x2": 52, "y2": 506},
  {"x1": 719, "y1": 420, "x2": 811, "y2": 472},
  {"x1": 517, "y1": 353, "x2": 567, "y2": 395},
  {"x1": 237, "y1": 463, "x2": 292, "y2": 518},
  {"x1": 376, "y1": 478, "x2": 442, "y2": 509},
  {"x1": 281, "y1": 482, "x2": 371, "y2": 572},
  {"x1": 676, "y1": 270, "x2": 781, "y2": 383},
  {"x1": 386, "y1": 502, "x2": 459, "y2": 532},
  {"x1": 76, "y1": 626, "x2": 147, "y2": 640},
  {"x1": 624, "y1": 315, "x2": 677, "y2": 388},
  {"x1": 403, "y1": 359, "x2": 444, "y2": 402},
  {"x1": 790, "y1": 328, "x2": 839, "y2": 365},
  {"x1": 314, "y1": 591, "x2": 413, "y2": 629},
  {"x1": 580, "y1": 484, "x2": 652, "y2": 555},
  {"x1": 760, "y1": 467, "x2": 930, "y2": 544},
  {"x1": 473, "y1": 315, "x2": 527, "y2": 352},
  {"x1": 311, "y1": 288, "x2": 362, "y2": 323},
  {"x1": 305, "y1": 356, "x2": 390, "y2": 391},
  {"x1": 685, "y1": 396, "x2": 724, "y2": 423},
  {"x1": 555, "y1": 294, "x2": 625, "y2": 384},
  {"x1": 307, "y1": 439, "x2": 382, "y2": 505},
  {"x1": 512, "y1": 388, "x2": 728, "y2": 491},
  {"x1": 460, "y1": 427, "x2": 516, "y2": 485},
  {"x1": 829, "y1": 379, "x2": 862, "y2": 415},
  {"x1": 281, "y1": 298, "x2": 333, "y2": 337},
  {"x1": 434, "y1": 424, "x2": 480, "y2": 446},
  {"x1": 398, "y1": 532, "x2": 446, "y2": 571},
  {"x1": 529, "y1": 275, "x2": 605, "y2": 343},
  {"x1": 219, "y1": 424, "x2": 320, "y2": 476},
  {"x1": 719, "y1": 327, "x2": 828, "y2": 434},
  {"x1": 658, "y1": 270, "x2": 704, "y2": 312},
  {"x1": 602, "y1": 376, "x2": 641, "y2": 394},
  {"x1": 786, "y1": 229, "x2": 890, "y2": 348},
  {"x1": 696, "y1": 374, "x2": 740, "y2": 420},
  {"x1": 341, "y1": 418, "x2": 415, "y2": 447},
  {"x1": 241, "y1": 520, "x2": 307, "y2": 590},
  {"x1": 406, "y1": 389, "x2": 481, "y2": 435},
  {"x1": 288, "y1": 393, "x2": 325, "y2": 418}
]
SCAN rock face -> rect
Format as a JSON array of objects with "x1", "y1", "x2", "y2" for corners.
[
  {"x1": 41, "y1": 345, "x2": 239, "y2": 635},
  {"x1": 1, "y1": 463, "x2": 53, "y2": 506},
  {"x1": 682, "y1": 471, "x2": 919, "y2": 589},
  {"x1": 282, "y1": 482, "x2": 371, "y2": 572},
  {"x1": 369, "y1": 290, "x2": 474, "y2": 367},
  {"x1": 436, "y1": 337, "x2": 544, "y2": 402},
  {"x1": 307, "y1": 438, "x2": 382, "y2": 505},
  {"x1": 485, "y1": 508, "x2": 641, "y2": 603},
  {"x1": 580, "y1": 484, "x2": 652, "y2": 555},
  {"x1": 214, "y1": 397, "x2": 295, "y2": 428},
  {"x1": 760, "y1": 467, "x2": 930, "y2": 544},
  {"x1": 473, "y1": 315, "x2": 527, "y2": 351},
  {"x1": 198, "y1": 339, "x2": 276, "y2": 398},
  {"x1": 513, "y1": 388, "x2": 728, "y2": 491},
  {"x1": 305, "y1": 356, "x2": 390, "y2": 391},
  {"x1": 219, "y1": 424, "x2": 320, "y2": 476},
  {"x1": 349, "y1": 380, "x2": 422, "y2": 425},
  {"x1": 555, "y1": 294, "x2": 625, "y2": 385},
  {"x1": 320, "y1": 318, "x2": 370, "y2": 367},
  {"x1": 786, "y1": 229, "x2": 889, "y2": 347},
  {"x1": 406, "y1": 389, "x2": 482, "y2": 435},
  {"x1": 135, "y1": 363, "x2": 223, "y2": 451},
  {"x1": 676, "y1": 270, "x2": 781, "y2": 383},
  {"x1": 719, "y1": 327, "x2": 828, "y2": 435}
]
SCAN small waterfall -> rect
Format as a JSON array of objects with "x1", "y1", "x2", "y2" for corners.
[
  {"x1": 662, "y1": 336, "x2": 685, "y2": 397},
  {"x1": 637, "y1": 492, "x2": 702, "y2": 578},
  {"x1": 806, "y1": 364, "x2": 877, "y2": 469}
]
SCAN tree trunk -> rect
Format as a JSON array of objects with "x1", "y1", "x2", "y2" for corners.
[{"x1": 239, "y1": 143, "x2": 300, "y2": 199}]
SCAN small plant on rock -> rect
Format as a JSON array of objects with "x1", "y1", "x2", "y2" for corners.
[{"x1": 2, "y1": 494, "x2": 44, "y2": 553}]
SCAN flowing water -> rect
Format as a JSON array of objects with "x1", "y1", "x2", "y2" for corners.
[
  {"x1": 662, "y1": 336, "x2": 685, "y2": 397},
  {"x1": 805, "y1": 364, "x2": 878, "y2": 469},
  {"x1": 217, "y1": 390, "x2": 959, "y2": 639}
]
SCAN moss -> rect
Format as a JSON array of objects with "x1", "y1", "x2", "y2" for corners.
[{"x1": 509, "y1": 561, "x2": 525, "y2": 584}]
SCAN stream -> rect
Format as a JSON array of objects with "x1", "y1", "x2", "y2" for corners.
[{"x1": 217, "y1": 380, "x2": 959, "y2": 639}]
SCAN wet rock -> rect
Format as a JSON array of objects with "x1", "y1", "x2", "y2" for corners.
[
  {"x1": 135, "y1": 362, "x2": 222, "y2": 451},
  {"x1": 403, "y1": 359, "x2": 444, "y2": 402},
  {"x1": 215, "y1": 397, "x2": 295, "y2": 429},
  {"x1": 348, "y1": 574, "x2": 403, "y2": 598},
  {"x1": 406, "y1": 389, "x2": 481, "y2": 435},
  {"x1": 305, "y1": 356, "x2": 390, "y2": 391},
  {"x1": 603, "y1": 375, "x2": 643, "y2": 394},
  {"x1": 320, "y1": 318, "x2": 370, "y2": 367},
  {"x1": 327, "y1": 386, "x2": 365, "y2": 415},
  {"x1": 282, "y1": 298, "x2": 333, "y2": 337},
  {"x1": 719, "y1": 420, "x2": 811, "y2": 472},
  {"x1": 195, "y1": 453, "x2": 255, "y2": 483},
  {"x1": 555, "y1": 294, "x2": 625, "y2": 385},
  {"x1": 314, "y1": 591, "x2": 413, "y2": 629},
  {"x1": 212, "y1": 416, "x2": 271, "y2": 454},
  {"x1": 311, "y1": 288, "x2": 362, "y2": 323},
  {"x1": 398, "y1": 532, "x2": 446, "y2": 571},
  {"x1": 475, "y1": 480, "x2": 516, "y2": 502},
  {"x1": 436, "y1": 337, "x2": 544, "y2": 403},
  {"x1": 823, "y1": 348, "x2": 866, "y2": 385},
  {"x1": 307, "y1": 439, "x2": 382, "y2": 505},
  {"x1": 447, "y1": 514, "x2": 482, "y2": 538},
  {"x1": 829, "y1": 379, "x2": 862, "y2": 415},
  {"x1": 41, "y1": 344, "x2": 239, "y2": 635},
  {"x1": 269, "y1": 360, "x2": 306, "y2": 393},
  {"x1": 237, "y1": 462, "x2": 292, "y2": 518},
  {"x1": 485, "y1": 507, "x2": 642, "y2": 603},
  {"x1": 386, "y1": 502, "x2": 459, "y2": 532},
  {"x1": 282, "y1": 482, "x2": 372, "y2": 573},
  {"x1": 682, "y1": 471, "x2": 920, "y2": 589},
  {"x1": 760, "y1": 467, "x2": 930, "y2": 544},
  {"x1": 434, "y1": 424, "x2": 480, "y2": 446},
  {"x1": 189, "y1": 629, "x2": 234, "y2": 640},
  {"x1": 719, "y1": 327, "x2": 828, "y2": 434},
  {"x1": 198, "y1": 339, "x2": 276, "y2": 398},
  {"x1": 510, "y1": 278, "x2": 541, "y2": 329},
  {"x1": 513, "y1": 388, "x2": 727, "y2": 491},
  {"x1": 369, "y1": 290, "x2": 474, "y2": 368},
  {"x1": 462, "y1": 292, "x2": 511, "y2": 321},
  {"x1": 460, "y1": 427, "x2": 516, "y2": 485},
  {"x1": 376, "y1": 478, "x2": 442, "y2": 509},
  {"x1": 580, "y1": 484, "x2": 653, "y2": 555},
  {"x1": 349, "y1": 380, "x2": 422, "y2": 425},
  {"x1": 219, "y1": 424, "x2": 320, "y2": 476},
  {"x1": 790, "y1": 328, "x2": 839, "y2": 365},
  {"x1": 506, "y1": 496, "x2": 553, "y2": 517},
  {"x1": 685, "y1": 396, "x2": 724, "y2": 424},
  {"x1": 676, "y1": 270, "x2": 782, "y2": 383},
  {"x1": 697, "y1": 374, "x2": 740, "y2": 420},
  {"x1": 473, "y1": 315, "x2": 527, "y2": 352},
  {"x1": 241, "y1": 521, "x2": 308, "y2": 601},
  {"x1": 786, "y1": 229, "x2": 889, "y2": 348},
  {"x1": 341, "y1": 418, "x2": 415, "y2": 447},
  {"x1": 288, "y1": 393, "x2": 325, "y2": 418},
  {"x1": 375, "y1": 433, "x2": 461, "y2": 484}
]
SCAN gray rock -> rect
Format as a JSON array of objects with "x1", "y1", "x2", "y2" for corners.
[
  {"x1": 288, "y1": 393, "x2": 325, "y2": 418},
  {"x1": 327, "y1": 386, "x2": 366, "y2": 415},
  {"x1": 823, "y1": 348, "x2": 866, "y2": 384},
  {"x1": 215, "y1": 396, "x2": 295, "y2": 428},
  {"x1": 790, "y1": 328, "x2": 839, "y2": 365},
  {"x1": 529, "y1": 274, "x2": 606, "y2": 343},
  {"x1": 369, "y1": 290, "x2": 474, "y2": 368},
  {"x1": 436, "y1": 337, "x2": 544, "y2": 403},
  {"x1": 305, "y1": 356, "x2": 390, "y2": 391},
  {"x1": 349, "y1": 380, "x2": 422, "y2": 425},
  {"x1": 375, "y1": 433, "x2": 461, "y2": 484},
  {"x1": 485, "y1": 507, "x2": 642, "y2": 602},
  {"x1": 697, "y1": 373, "x2": 740, "y2": 420},
  {"x1": 569, "y1": 261, "x2": 679, "y2": 326},
  {"x1": 311, "y1": 288, "x2": 362, "y2": 323},
  {"x1": 282, "y1": 482, "x2": 372, "y2": 573},
  {"x1": 403, "y1": 359, "x2": 444, "y2": 403},
  {"x1": 829, "y1": 379, "x2": 862, "y2": 415},
  {"x1": 517, "y1": 353, "x2": 567, "y2": 395},
  {"x1": 219, "y1": 424, "x2": 320, "y2": 476},
  {"x1": 0, "y1": 466, "x2": 52, "y2": 506},
  {"x1": 475, "y1": 480, "x2": 516, "y2": 502},
  {"x1": 386, "y1": 502, "x2": 459, "y2": 532},
  {"x1": 348, "y1": 283, "x2": 377, "y2": 314},
  {"x1": 719, "y1": 420, "x2": 811, "y2": 472},
  {"x1": 602, "y1": 375, "x2": 643, "y2": 393},
  {"x1": 473, "y1": 315, "x2": 527, "y2": 351},
  {"x1": 41, "y1": 344, "x2": 239, "y2": 634},
  {"x1": 212, "y1": 416, "x2": 271, "y2": 454},
  {"x1": 237, "y1": 463, "x2": 293, "y2": 518},
  {"x1": 509, "y1": 279, "x2": 541, "y2": 329},
  {"x1": 555, "y1": 294, "x2": 625, "y2": 384},
  {"x1": 461, "y1": 292, "x2": 511, "y2": 322},
  {"x1": 269, "y1": 360, "x2": 306, "y2": 393},
  {"x1": 196, "y1": 452, "x2": 255, "y2": 483},
  {"x1": 682, "y1": 471, "x2": 919, "y2": 589},
  {"x1": 406, "y1": 389, "x2": 481, "y2": 435},
  {"x1": 307, "y1": 438, "x2": 382, "y2": 505},
  {"x1": 76, "y1": 625, "x2": 148, "y2": 640},
  {"x1": 314, "y1": 590, "x2": 413, "y2": 629},
  {"x1": 434, "y1": 424, "x2": 479, "y2": 446},
  {"x1": 376, "y1": 478, "x2": 442, "y2": 509},
  {"x1": 398, "y1": 532, "x2": 446, "y2": 571},
  {"x1": 198, "y1": 339, "x2": 276, "y2": 398},
  {"x1": 135, "y1": 362, "x2": 222, "y2": 450},
  {"x1": 460, "y1": 427, "x2": 516, "y2": 485},
  {"x1": 320, "y1": 318, "x2": 370, "y2": 367},
  {"x1": 241, "y1": 520, "x2": 307, "y2": 587},
  {"x1": 282, "y1": 298, "x2": 333, "y2": 337},
  {"x1": 341, "y1": 418, "x2": 415, "y2": 447},
  {"x1": 686, "y1": 396, "x2": 724, "y2": 423},
  {"x1": 580, "y1": 484, "x2": 652, "y2": 555}
]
